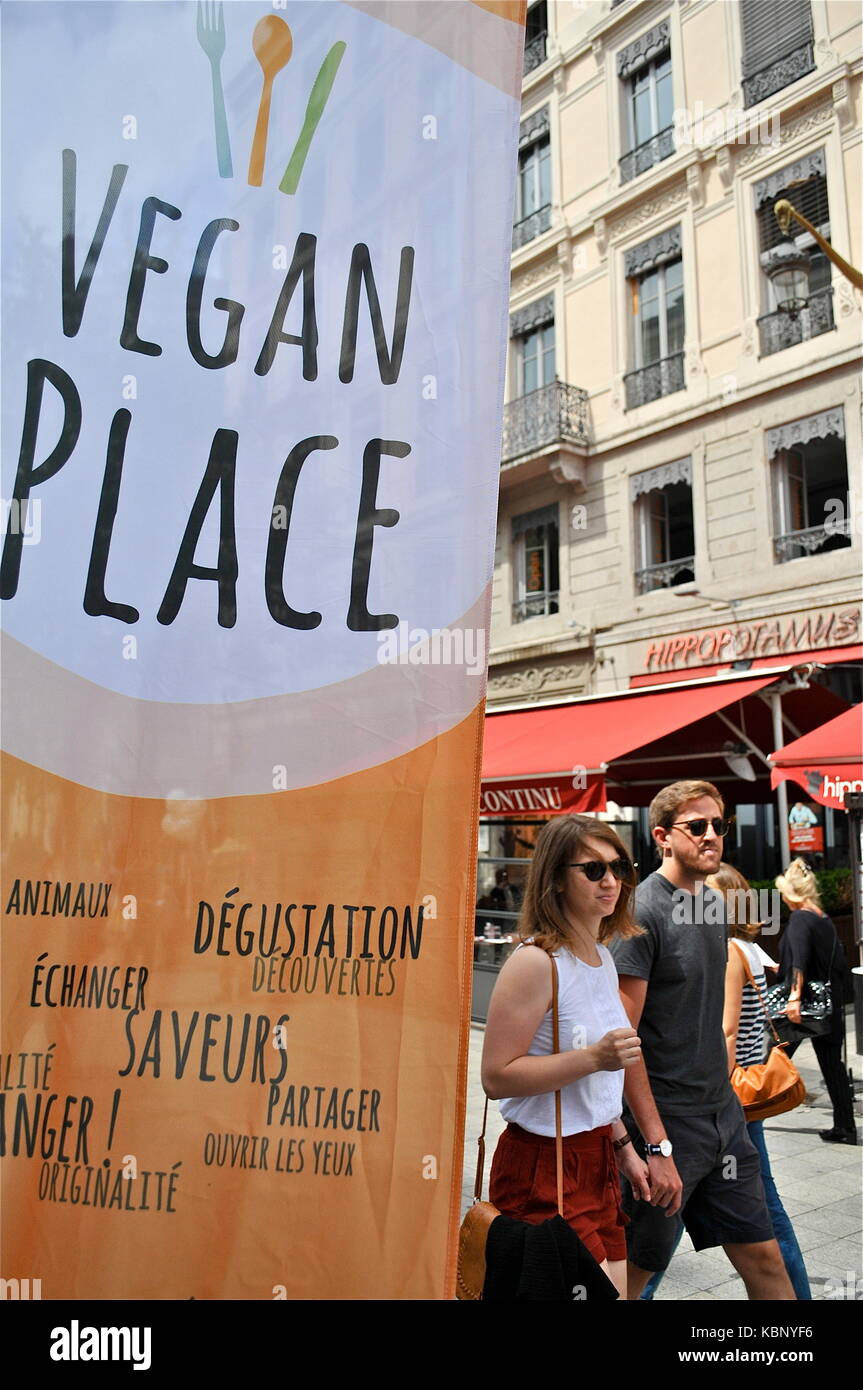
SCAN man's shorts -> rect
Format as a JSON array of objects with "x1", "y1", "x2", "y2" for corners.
[{"x1": 619, "y1": 1094, "x2": 775, "y2": 1273}]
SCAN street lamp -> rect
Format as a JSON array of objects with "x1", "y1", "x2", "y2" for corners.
[
  {"x1": 770, "y1": 196, "x2": 863, "y2": 318},
  {"x1": 765, "y1": 240, "x2": 811, "y2": 319}
]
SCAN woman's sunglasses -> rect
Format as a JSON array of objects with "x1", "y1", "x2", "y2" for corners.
[
  {"x1": 670, "y1": 817, "x2": 732, "y2": 838},
  {"x1": 566, "y1": 858, "x2": 637, "y2": 883}
]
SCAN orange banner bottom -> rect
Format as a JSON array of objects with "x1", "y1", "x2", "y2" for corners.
[{"x1": 1, "y1": 709, "x2": 482, "y2": 1299}]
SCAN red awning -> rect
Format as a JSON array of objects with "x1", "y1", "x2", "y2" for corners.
[
  {"x1": 481, "y1": 675, "x2": 776, "y2": 815},
  {"x1": 770, "y1": 704, "x2": 863, "y2": 809}
]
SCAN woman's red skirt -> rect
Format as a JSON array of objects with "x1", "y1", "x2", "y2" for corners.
[{"x1": 488, "y1": 1122, "x2": 627, "y2": 1264}]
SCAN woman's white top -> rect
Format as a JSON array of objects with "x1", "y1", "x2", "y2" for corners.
[
  {"x1": 499, "y1": 943, "x2": 630, "y2": 1137},
  {"x1": 732, "y1": 939, "x2": 768, "y2": 1068}
]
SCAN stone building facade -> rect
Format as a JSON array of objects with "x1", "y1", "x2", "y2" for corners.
[{"x1": 490, "y1": 0, "x2": 861, "y2": 709}]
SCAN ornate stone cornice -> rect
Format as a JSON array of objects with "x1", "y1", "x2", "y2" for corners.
[
  {"x1": 512, "y1": 259, "x2": 558, "y2": 293},
  {"x1": 624, "y1": 224, "x2": 682, "y2": 278},
  {"x1": 767, "y1": 407, "x2": 845, "y2": 457},
  {"x1": 735, "y1": 102, "x2": 831, "y2": 174},
  {"x1": 487, "y1": 662, "x2": 589, "y2": 701},
  {"x1": 511, "y1": 503, "x2": 558, "y2": 539},
  {"x1": 510, "y1": 294, "x2": 554, "y2": 337},
  {"x1": 617, "y1": 20, "x2": 670, "y2": 80},
  {"x1": 609, "y1": 186, "x2": 688, "y2": 241},
  {"x1": 519, "y1": 105, "x2": 550, "y2": 151},
  {"x1": 630, "y1": 457, "x2": 692, "y2": 500},
  {"x1": 753, "y1": 147, "x2": 825, "y2": 208}
]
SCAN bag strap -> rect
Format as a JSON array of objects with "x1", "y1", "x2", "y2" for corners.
[
  {"x1": 473, "y1": 952, "x2": 563, "y2": 1211},
  {"x1": 550, "y1": 952, "x2": 563, "y2": 1218},
  {"x1": 731, "y1": 940, "x2": 781, "y2": 1045}
]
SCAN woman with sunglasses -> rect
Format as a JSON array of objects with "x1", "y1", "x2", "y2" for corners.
[{"x1": 481, "y1": 815, "x2": 649, "y2": 1298}]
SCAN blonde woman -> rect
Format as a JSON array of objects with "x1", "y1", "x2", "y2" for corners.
[
  {"x1": 481, "y1": 815, "x2": 649, "y2": 1299},
  {"x1": 713, "y1": 863, "x2": 811, "y2": 1299},
  {"x1": 775, "y1": 858, "x2": 857, "y2": 1145}
]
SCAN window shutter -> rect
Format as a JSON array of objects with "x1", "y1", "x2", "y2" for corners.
[{"x1": 741, "y1": 0, "x2": 812, "y2": 76}]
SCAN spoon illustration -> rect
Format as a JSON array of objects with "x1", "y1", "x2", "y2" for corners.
[{"x1": 247, "y1": 15, "x2": 293, "y2": 187}]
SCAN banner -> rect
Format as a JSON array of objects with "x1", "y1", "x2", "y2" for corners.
[{"x1": 1, "y1": 0, "x2": 524, "y2": 1300}]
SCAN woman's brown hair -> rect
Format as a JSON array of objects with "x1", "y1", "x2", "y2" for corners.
[
  {"x1": 706, "y1": 861, "x2": 761, "y2": 940},
  {"x1": 518, "y1": 814, "x2": 642, "y2": 952}
]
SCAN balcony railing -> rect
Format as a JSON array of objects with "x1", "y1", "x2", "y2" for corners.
[
  {"x1": 743, "y1": 43, "x2": 814, "y2": 108},
  {"x1": 523, "y1": 31, "x2": 547, "y2": 75},
  {"x1": 502, "y1": 379, "x2": 590, "y2": 463},
  {"x1": 513, "y1": 591, "x2": 559, "y2": 623},
  {"x1": 635, "y1": 557, "x2": 695, "y2": 595},
  {"x1": 619, "y1": 125, "x2": 675, "y2": 184},
  {"x1": 774, "y1": 517, "x2": 852, "y2": 563},
  {"x1": 757, "y1": 287, "x2": 835, "y2": 357},
  {"x1": 513, "y1": 203, "x2": 552, "y2": 251},
  {"x1": 624, "y1": 352, "x2": 685, "y2": 410}
]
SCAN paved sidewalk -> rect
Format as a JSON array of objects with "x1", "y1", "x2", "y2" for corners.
[{"x1": 461, "y1": 1015, "x2": 862, "y2": 1300}]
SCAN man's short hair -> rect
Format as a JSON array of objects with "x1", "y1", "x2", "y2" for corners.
[{"x1": 649, "y1": 780, "x2": 725, "y2": 833}]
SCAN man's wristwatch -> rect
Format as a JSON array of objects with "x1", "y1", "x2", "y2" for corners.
[{"x1": 644, "y1": 1139, "x2": 673, "y2": 1158}]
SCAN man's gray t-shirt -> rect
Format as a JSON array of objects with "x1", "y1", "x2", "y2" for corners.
[{"x1": 610, "y1": 872, "x2": 732, "y2": 1116}]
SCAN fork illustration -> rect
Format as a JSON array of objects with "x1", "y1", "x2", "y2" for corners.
[{"x1": 196, "y1": 1, "x2": 232, "y2": 178}]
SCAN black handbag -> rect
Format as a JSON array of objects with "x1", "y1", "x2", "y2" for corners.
[{"x1": 765, "y1": 936, "x2": 836, "y2": 1041}]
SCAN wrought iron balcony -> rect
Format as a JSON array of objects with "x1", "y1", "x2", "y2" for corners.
[
  {"x1": 619, "y1": 126, "x2": 674, "y2": 184},
  {"x1": 513, "y1": 203, "x2": 552, "y2": 251},
  {"x1": 513, "y1": 591, "x2": 559, "y2": 623},
  {"x1": 523, "y1": 30, "x2": 547, "y2": 75},
  {"x1": 743, "y1": 43, "x2": 814, "y2": 108},
  {"x1": 624, "y1": 352, "x2": 685, "y2": 410},
  {"x1": 773, "y1": 517, "x2": 852, "y2": 563},
  {"x1": 501, "y1": 379, "x2": 590, "y2": 464},
  {"x1": 635, "y1": 557, "x2": 695, "y2": 595},
  {"x1": 757, "y1": 287, "x2": 835, "y2": 357}
]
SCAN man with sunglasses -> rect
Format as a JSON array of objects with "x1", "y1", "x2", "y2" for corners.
[{"x1": 610, "y1": 780, "x2": 794, "y2": 1300}]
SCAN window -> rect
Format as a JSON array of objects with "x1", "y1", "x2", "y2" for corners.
[
  {"x1": 741, "y1": 0, "x2": 814, "y2": 108},
  {"x1": 524, "y1": 1, "x2": 547, "y2": 75},
  {"x1": 755, "y1": 151, "x2": 835, "y2": 356},
  {"x1": 632, "y1": 461, "x2": 694, "y2": 594},
  {"x1": 618, "y1": 22, "x2": 674, "y2": 183},
  {"x1": 634, "y1": 260, "x2": 684, "y2": 367},
  {"x1": 517, "y1": 322, "x2": 555, "y2": 396},
  {"x1": 514, "y1": 132, "x2": 547, "y2": 250},
  {"x1": 769, "y1": 410, "x2": 851, "y2": 562},
  {"x1": 512, "y1": 505, "x2": 559, "y2": 622},
  {"x1": 623, "y1": 227, "x2": 685, "y2": 409}
]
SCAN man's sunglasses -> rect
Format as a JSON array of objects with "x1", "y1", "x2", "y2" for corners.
[
  {"x1": 670, "y1": 817, "x2": 733, "y2": 838},
  {"x1": 566, "y1": 858, "x2": 637, "y2": 883}
]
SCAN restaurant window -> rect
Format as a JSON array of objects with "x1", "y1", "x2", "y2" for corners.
[
  {"x1": 512, "y1": 504, "x2": 559, "y2": 622},
  {"x1": 768, "y1": 409, "x2": 851, "y2": 563},
  {"x1": 631, "y1": 459, "x2": 694, "y2": 594},
  {"x1": 755, "y1": 150, "x2": 834, "y2": 357},
  {"x1": 618, "y1": 21, "x2": 674, "y2": 184},
  {"x1": 624, "y1": 226, "x2": 685, "y2": 409},
  {"x1": 740, "y1": 0, "x2": 814, "y2": 108},
  {"x1": 513, "y1": 106, "x2": 551, "y2": 251}
]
